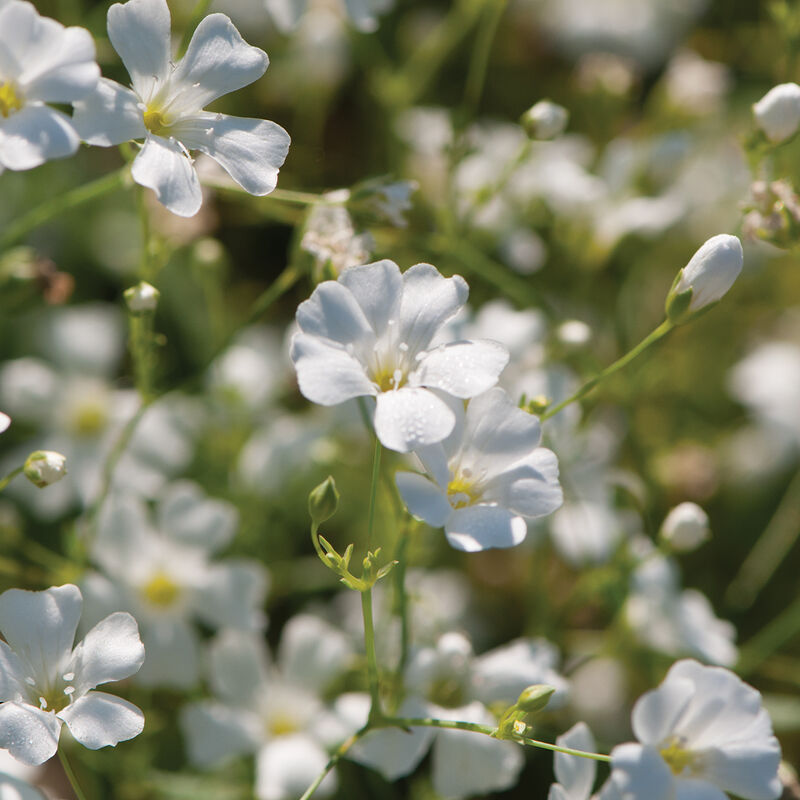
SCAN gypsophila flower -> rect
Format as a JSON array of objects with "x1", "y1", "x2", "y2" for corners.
[
  {"x1": 73, "y1": 0, "x2": 290, "y2": 217},
  {"x1": 660, "y1": 502, "x2": 710, "y2": 552},
  {"x1": 291, "y1": 260, "x2": 509, "y2": 452},
  {"x1": 753, "y1": 82, "x2": 800, "y2": 143},
  {"x1": 396, "y1": 387, "x2": 562, "y2": 551},
  {"x1": 608, "y1": 659, "x2": 781, "y2": 800},
  {"x1": 0, "y1": 584, "x2": 144, "y2": 766},
  {"x1": 0, "y1": 0, "x2": 99, "y2": 171},
  {"x1": 124, "y1": 281, "x2": 160, "y2": 313},
  {"x1": 0, "y1": 412, "x2": 9, "y2": 434},
  {"x1": 522, "y1": 100, "x2": 569, "y2": 139}
]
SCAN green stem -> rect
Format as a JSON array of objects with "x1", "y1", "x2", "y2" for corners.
[
  {"x1": 392, "y1": 526, "x2": 411, "y2": 693},
  {"x1": 59, "y1": 748, "x2": 89, "y2": 800},
  {"x1": 361, "y1": 587, "x2": 382, "y2": 717},
  {"x1": 460, "y1": 0, "x2": 507, "y2": 122},
  {"x1": 738, "y1": 593, "x2": 800, "y2": 677},
  {"x1": 366, "y1": 436, "x2": 382, "y2": 551},
  {"x1": 0, "y1": 168, "x2": 129, "y2": 251},
  {"x1": 541, "y1": 319, "x2": 674, "y2": 421},
  {"x1": 299, "y1": 725, "x2": 371, "y2": 800},
  {"x1": 0, "y1": 465, "x2": 23, "y2": 492}
]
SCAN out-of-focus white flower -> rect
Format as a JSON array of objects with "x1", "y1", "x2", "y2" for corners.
[
  {"x1": 522, "y1": 100, "x2": 569, "y2": 140},
  {"x1": 667, "y1": 234, "x2": 743, "y2": 319},
  {"x1": 73, "y1": 0, "x2": 290, "y2": 217},
  {"x1": 0, "y1": 412, "x2": 9, "y2": 434},
  {"x1": 23, "y1": 450, "x2": 67, "y2": 488},
  {"x1": 336, "y1": 631, "x2": 568, "y2": 798},
  {"x1": 82, "y1": 484, "x2": 267, "y2": 688},
  {"x1": 264, "y1": 0, "x2": 392, "y2": 33},
  {"x1": 0, "y1": 750, "x2": 45, "y2": 800},
  {"x1": 753, "y1": 83, "x2": 800, "y2": 143},
  {"x1": 180, "y1": 618, "x2": 352, "y2": 800},
  {"x1": 0, "y1": 584, "x2": 144, "y2": 765},
  {"x1": 549, "y1": 722, "x2": 598, "y2": 800},
  {"x1": 663, "y1": 50, "x2": 730, "y2": 115},
  {"x1": 660, "y1": 502, "x2": 710, "y2": 551},
  {"x1": 609, "y1": 659, "x2": 782, "y2": 800},
  {"x1": 397, "y1": 388, "x2": 562, "y2": 551},
  {"x1": 301, "y1": 203, "x2": 373, "y2": 278},
  {"x1": 550, "y1": 500, "x2": 626, "y2": 566},
  {"x1": 291, "y1": 260, "x2": 508, "y2": 452},
  {"x1": 558, "y1": 320, "x2": 592, "y2": 347},
  {"x1": 0, "y1": 0, "x2": 99, "y2": 171},
  {"x1": 124, "y1": 281, "x2": 160, "y2": 313}
]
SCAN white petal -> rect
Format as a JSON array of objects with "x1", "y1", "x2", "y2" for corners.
[
  {"x1": 610, "y1": 744, "x2": 674, "y2": 800},
  {"x1": 93, "y1": 493, "x2": 152, "y2": 576},
  {"x1": 0, "y1": 703, "x2": 61, "y2": 765},
  {"x1": 0, "y1": 642, "x2": 28, "y2": 702},
  {"x1": 396, "y1": 471, "x2": 452, "y2": 527},
  {"x1": 180, "y1": 702, "x2": 259, "y2": 766},
  {"x1": 548, "y1": 785, "x2": 573, "y2": 800},
  {"x1": 413, "y1": 340, "x2": 508, "y2": 398},
  {"x1": 374, "y1": 387, "x2": 455, "y2": 452},
  {"x1": 295, "y1": 280, "x2": 375, "y2": 345},
  {"x1": 195, "y1": 559, "x2": 268, "y2": 630},
  {"x1": 69, "y1": 612, "x2": 145, "y2": 695},
  {"x1": 398, "y1": 264, "x2": 468, "y2": 354},
  {"x1": 701, "y1": 736, "x2": 782, "y2": 800},
  {"x1": 173, "y1": 112, "x2": 289, "y2": 195},
  {"x1": 631, "y1": 677, "x2": 694, "y2": 746},
  {"x1": 256, "y1": 735, "x2": 336, "y2": 800},
  {"x1": 0, "y1": 585, "x2": 81, "y2": 688},
  {"x1": 432, "y1": 702, "x2": 524, "y2": 798},
  {"x1": 58, "y1": 691, "x2": 144, "y2": 749},
  {"x1": 157, "y1": 481, "x2": 238, "y2": 552},
  {"x1": 553, "y1": 722, "x2": 597, "y2": 800},
  {"x1": 415, "y1": 442, "x2": 453, "y2": 489},
  {"x1": 291, "y1": 333, "x2": 376, "y2": 406},
  {"x1": 208, "y1": 630, "x2": 270, "y2": 708},
  {"x1": 483, "y1": 448, "x2": 563, "y2": 519},
  {"x1": 337, "y1": 260, "x2": 403, "y2": 337},
  {"x1": 444, "y1": 506, "x2": 528, "y2": 552},
  {"x1": 278, "y1": 614, "x2": 352, "y2": 693},
  {"x1": 0, "y1": 412, "x2": 9, "y2": 433},
  {"x1": 0, "y1": 770, "x2": 46, "y2": 800},
  {"x1": 0, "y1": 106, "x2": 79, "y2": 170},
  {"x1": 135, "y1": 618, "x2": 199, "y2": 688},
  {"x1": 131, "y1": 134, "x2": 202, "y2": 217},
  {"x1": 166, "y1": 13, "x2": 267, "y2": 114},
  {"x1": 673, "y1": 779, "x2": 734, "y2": 800},
  {"x1": 107, "y1": 0, "x2": 171, "y2": 103},
  {"x1": 72, "y1": 78, "x2": 146, "y2": 146}
]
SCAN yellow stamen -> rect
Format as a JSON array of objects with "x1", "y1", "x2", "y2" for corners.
[
  {"x1": 447, "y1": 475, "x2": 480, "y2": 508},
  {"x1": 660, "y1": 737, "x2": 698, "y2": 776},
  {"x1": 143, "y1": 108, "x2": 168, "y2": 134},
  {"x1": 268, "y1": 713, "x2": 298, "y2": 737},
  {"x1": 0, "y1": 82, "x2": 23, "y2": 118},
  {"x1": 71, "y1": 402, "x2": 108, "y2": 436},
  {"x1": 372, "y1": 366, "x2": 405, "y2": 392},
  {"x1": 142, "y1": 572, "x2": 181, "y2": 608}
]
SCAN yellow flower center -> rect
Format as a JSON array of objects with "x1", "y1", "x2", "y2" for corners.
[
  {"x1": 143, "y1": 108, "x2": 169, "y2": 135},
  {"x1": 0, "y1": 81, "x2": 23, "y2": 118},
  {"x1": 267, "y1": 712, "x2": 298, "y2": 738},
  {"x1": 447, "y1": 474, "x2": 480, "y2": 508},
  {"x1": 660, "y1": 737, "x2": 698, "y2": 776},
  {"x1": 142, "y1": 571, "x2": 181, "y2": 608},
  {"x1": 372, "y1": 366, "x2": 406, "y2": 392},
  {"x1": 71, "y1": 401, "x2": 108, "y2": 436}
]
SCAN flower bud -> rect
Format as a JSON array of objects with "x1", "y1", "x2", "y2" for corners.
[
  {"x1": 660, "y1": 502, "x2": 710, "y2": 552},
  {"x1": 24, "y1": 450, "x2": 67, "y2": 488},
  {"x1": 124, "y1": 281, "x2": 160, "y2": 314},
  {"x1": 666, "y1": 234, "x2": 743, "y2": 323},
  {"x1": 515, "y1": 684, "x2": 556, "y2": 713},
  {"x1": 308, "y1": 476, "x2": 339, "y2": 525},
  {"x1": 521, "y1": 100, "x2": 569, "y2": 140},
  {"x1": 0, "y1": 412, "x2": 9, "y2": 434},
  {"x1": 753, "y1": 82, "x2": 800, "y2": 143}
]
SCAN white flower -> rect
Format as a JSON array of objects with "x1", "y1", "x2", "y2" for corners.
[
  {"x1": 660, "y1": 502, "x2": 710, "y2": 552},
  {"x1": 0, "y1": 412, "x2": 9, "y2": 434},
  {"x1": 0, "y1": 750, "x2": 46, "y2": 800},
  {"x1": 0, "y1": 0, "x2": 99, "y2": 171},
  {"x1": 549, "y1": 722, "x2": 622, "y2": 800},
  {"x1": 668, "y1": 234, "x2": 743, "y2": 317},
  {"x1": 300, "y1": 202, "x2": 374, "y2": 278},
  {"x1": 23, "y1": 450, "x2": 67, "y2": 488},
  {"x1": 396, "y1": 388, "x2": 562, "y2": 551},
  {"x1": 753, "y1": 83, "x2": 800, "y2": 143},
  {"x1": 0, "y1": 584, "x2": 144, "y2": 766},
  {"x1": 290, "y1": 260, "x2": 509, "y2": 452},
  {"x1": 264, "y1": 0, "x2": 392, "y2": 34},
  {"x1": 72, "y1": 0, "x2": 290, "y2": 217},
  {"x1": 180, "y1": 618, "x2": 352, "y2": 800},
  {"x1": 522, "y1": 100, "x2": 569, "y2": 139},
  {"x1": 609, "y1": 659, "x2": 782, "y2": 800},
  {"x1": 82, "y1": 483, "x2": 267, "y2": 688},
  {"x1": 124, "y1": 281, "x2": 160, "y2": 313}
]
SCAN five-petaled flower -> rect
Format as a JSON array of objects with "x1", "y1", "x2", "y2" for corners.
[
  {"x1": 73, "y1": 0, "x2": 290, "y2": 217},
  {"x1": 291, "y1": 260, "x2": 509, "y2": 453},
  {"x1": 0, "y1": 584, "x2": 145, "y2": 765}
]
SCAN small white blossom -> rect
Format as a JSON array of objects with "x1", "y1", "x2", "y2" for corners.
[
  {"x1": 523, "y1": 100, "x2": 569, "y2": 139},
  {"x1": 73, "y1": 0, "x2": 290, "y2": 217},
  {"x1": 0, "y1": 412, "x2": 9, "y2": 434},
  {"x1": 0, "y1": 0, "x2": 99, "y2": 171},
  {"x1": 753, "y1": 82, "x2": 800, "y2": 143},
  {"x1": 608, "y1": 659, "x2": 782, "y2": 800},
  {"x1": 23, "y1": 450, "x2": 67, "y2": 488},
  {"x1": 0, "y1": 584, "x2": 144, "y2": 766},
  {"x1": 291, "y1": 260, "x2": 509, "y2": 452},
  {"x1": 124, "y1": 281, "x2": 160, "y2": 313},
  {"x1": 660, "y1": 502, "x2": 710, "y2": 552}
]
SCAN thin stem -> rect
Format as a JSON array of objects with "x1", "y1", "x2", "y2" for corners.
[
  {"x1": 392, "y1": 525, "x2": 411, "y2": 692},
  {"x1": 269, "y1": 188, "x2": 331, "y2": 205},
  {"x1": 460, "y1": 0, "x2": 507, "y2": 122},
  {"x1": 516, "y1": 735, "x2": 612, "y2": 762},
  {"x1": 737, "y1": 593, "x2": 800, "y2": 677},
  {"x1": 0, "y1": 465, "x2": 23, "y2": 492},
  {"x1": 366, "y1": 436, "x2": 382, "y2": 551},
  {"x1": 541, "y1": 319, "x2": 674, "y2": 421},
  {"x1": 0, "y1": 168, "x2": 129, "y2": 251},
  {"x1": 361, "y1": 588, "x2": 382, "y2": 717},
  {"x1": 299, "y1": 725, "x2": 371, "y2": 800},
  {"x1": 59, "y1": 748, "x2": 89, "y2": 800}
]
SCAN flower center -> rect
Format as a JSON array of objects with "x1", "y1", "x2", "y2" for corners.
[
  {"x1": 660, "y1": 737, "x2": 698, "y2": 776},
  {"x1": 142, "y1": 571, "x2": 181, "y2": 608},
  {"x1": 372, "y1": 365, "x2": 406, "y2": 392},
  {"x1": 447, "y1": 471, "x2": 481, "y2": 508},
  {"x1": 267, "y1": 711, "x2": 299, "y2": 738},
  {"x1": 28, "y1": 671, "x2": 76, "y2": 714},
  {"x1": 0, "y1": 81, "x2": 23, "y2": 118},
  {"x1": 70, "y1": 400, "x2": 108, "y2": 436},
  {"x1": 143, "y1": 107, "x2": 170, "y2": 135}
]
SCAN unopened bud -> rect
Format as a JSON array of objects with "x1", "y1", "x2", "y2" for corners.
[
  {"x1": 666, "y1": 234, "x2": 743, "y2": 323},
  {"x1": 515, "y1": 684, "x2": 556, "y2": 713},
  {"x1": 0, "y1": 412, "x2": 9, "y2": 434},
  {"x1": 124, "y1": 281, "x2": 160, "y2": 313},
  {"x1": 753, "y1": 82, "x2": 800, "y2": 143},
  {"x1": 308, "y1": 476, "x2": 339, "y2": 524},
  {"x1": 24, "y1": 451, "x2": 67, "y2": 488},
  {"x1": 521, "y1": 100, "x2": 569, "y2": 140},
  {"x1": 660, "y1": 502, "x2": 710, "y2": 552}
]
